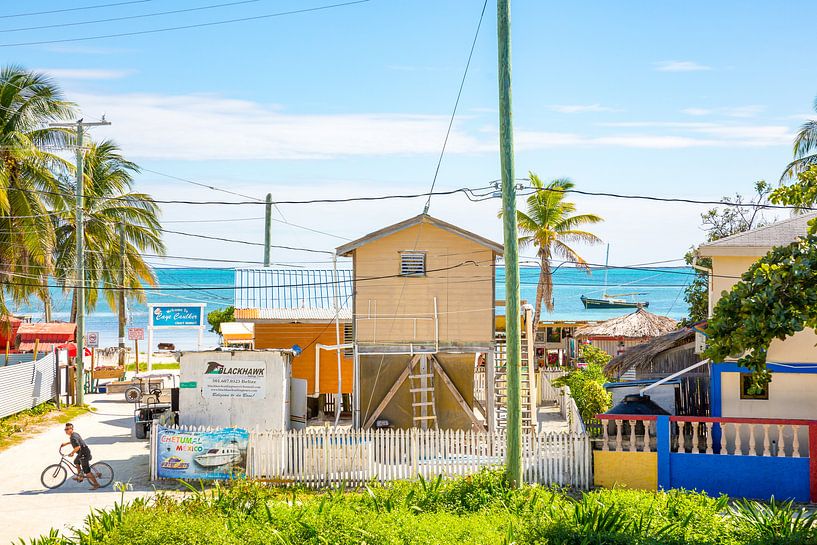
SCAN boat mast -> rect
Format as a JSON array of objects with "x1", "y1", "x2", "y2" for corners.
[{"x1": 603, "y1": 243, "x2": 610, "y2": 297}]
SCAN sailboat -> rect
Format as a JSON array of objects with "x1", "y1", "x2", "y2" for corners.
[{"x1": 580, "y1": 245, "x2": 649, "y2": 309}]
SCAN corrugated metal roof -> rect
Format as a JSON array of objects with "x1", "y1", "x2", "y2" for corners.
[
  {"x1": 17, "y1": 322, "x2": 76, "y2": 339},
  {"x1": 17, "y1": 342, "x2": 61, "y2": 353},
  {"x1": 234, "y1": 308, "x2": 352, "y2": 321},
  {"x1": 234, "y1": 269, "x2": 353, "y2": 310}
]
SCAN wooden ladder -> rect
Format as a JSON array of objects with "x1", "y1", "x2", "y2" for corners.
[{"x1": 408, "y1": 355, "x2": 437, "y2": 429}]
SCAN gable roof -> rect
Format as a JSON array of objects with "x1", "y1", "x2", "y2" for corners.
[
  {"x1": 698, "y1": 212, "x2": 817, "y2": 257},
  {"x1": 336, "y1": 214, "x2": 504, "y2": 257}
]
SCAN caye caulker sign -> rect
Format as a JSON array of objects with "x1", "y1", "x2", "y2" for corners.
[{"x1": 149, "y1": 305, "x2": 204, "y2": 328}]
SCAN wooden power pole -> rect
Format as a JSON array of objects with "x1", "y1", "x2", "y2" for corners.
[
  {"x1": 49, "y1": 118, "x2": 111, "y2": 406},
  {"x1": 497, "y1": 0, "x2": 522, "y2": 486}
]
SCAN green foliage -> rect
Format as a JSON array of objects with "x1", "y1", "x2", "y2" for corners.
[
  {"x1": 21, "y1": 473, "x2": 763, "y2": 545},
  {"x1": 730, "y1": 497, "x2": 817, "y2": 545},
  {"x1": 553, "y1": 351, "x2": 613, "y2": 421},
  {"x1": 771, "y1": 165, "x2": 817, "y2": 210},
  {"x1": 704, "y1": 233, "x2": 817, "y2": 392},
  {"x1": 579, "y1": 343, "x2": 612, "y2": 367},
  {"x1": 207, "y1": 306, "x2": 235, "y2": 335}
]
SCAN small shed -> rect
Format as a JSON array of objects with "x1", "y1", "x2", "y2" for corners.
[
  {"x1": 178, "y1": 350, "x2": 293, "y2": 430},
  {"x1": 573, "y1": 308, "x2": 677, "y2": 358},
  {"x1": 16, "y1": 322, "x2": 76, "y2": 353}
]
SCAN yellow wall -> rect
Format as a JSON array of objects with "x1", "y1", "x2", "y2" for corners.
[
  {"x1": 352, "y1": 222, "x2": 495, "y2": 347},
  {"x1": 254, "y1": 323, "x2": 353, "y2": 394},
  {"x1": 593, "y1": 451, "x2": 657, "y2": 490},
  {"x1": 710, "y1": 255, "x2": 817, "y2": 363}
]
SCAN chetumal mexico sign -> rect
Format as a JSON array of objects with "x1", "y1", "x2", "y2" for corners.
[{"x1": 149, "y1": 305, "x2": 204, "y2": 328}]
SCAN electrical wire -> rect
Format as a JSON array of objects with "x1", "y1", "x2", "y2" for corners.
[
  {"x1": 0, "y1": 0, "x2": 371, "y2": 48},
  {"x1": 423, "y1": 0, "x2": 488, "y2": 214},
  {"x1": 1, "y1": 0, "x2": 273, "y2": 34},
  {"x1": 158, "y1": 227, "x2": 334, "y2": 254},
  {"x1": 0, "y1": 0, "x2": 156, "y2": 20}
]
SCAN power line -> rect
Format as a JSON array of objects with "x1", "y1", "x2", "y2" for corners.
[
  {"x1": 0, "y1": 0, "x2": 371, "y2": 48},
  {"x1": 140, "y1": 167, "x2": 262, "y2": 202},
  {"x1": 159, "y1": 227, "x2": 335, "y2": 254},
  {"x1": 0, "y1": 0, "x2": 155, "y2": 20},
  {"x1": 1, "y1": 0, "x2": 272, "y2": 34},
  {"x1": 423, "y1": 0, "x2": 488, "y2": 214}
]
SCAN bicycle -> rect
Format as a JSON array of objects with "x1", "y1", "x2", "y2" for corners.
[{"x1": 40, "y1": 447, "x2": 114, "y2": 490}]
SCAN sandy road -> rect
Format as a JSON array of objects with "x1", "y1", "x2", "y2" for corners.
[{"x1": 0, "y1": 394, "x2": 157, "y2": 544}]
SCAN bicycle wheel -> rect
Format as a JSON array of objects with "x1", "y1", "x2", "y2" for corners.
[
  {"x1": 90, "y1": 462, "x2": 114, "y2": 488},
  {"x1": 41, "y1": 464, "x2": 67, "y2": 489}
]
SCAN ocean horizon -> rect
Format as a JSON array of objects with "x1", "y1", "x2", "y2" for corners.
[{"x1": 10, "y1": 265, "x2": 693, "y2": 350}]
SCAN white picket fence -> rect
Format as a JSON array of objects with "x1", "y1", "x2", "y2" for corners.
[
  {"x1": 151, "y1": 425, "x2": 592, "y2": 489},
  {"x1": 557, "y1": 386, "x2": 586, "y2": 434},
  {"x1": 537, "y1": 370, "x2": 567, "y2": 405}
]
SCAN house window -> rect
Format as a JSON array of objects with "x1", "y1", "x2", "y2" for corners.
[
  {"x1": 740, "y1": 373, "x2": 769, "y2": 400},
  {"x1": 343, "y1": 323, "x2": 354, "y2": 358},
  {"x1": 400, "y1": 252, "x2": 426, "y2": 276}
]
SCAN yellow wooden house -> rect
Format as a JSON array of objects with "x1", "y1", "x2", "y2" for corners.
[{"x1": 336, "y1": 214, "x2": 503, "y2": 430}]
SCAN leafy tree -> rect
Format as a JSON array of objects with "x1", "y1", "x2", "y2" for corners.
[
  {"x1": 781, "y1": 95, "x2": 817, "y2": 179},
  {"x1": 704, "y1": 234, "x2": 817, "y2": 393},
  {"x1": 51, "y1": 140, "x2": 165, "y2": 321},
  {"x1": 770, "y1": 164, "x2": 817, "y2": 210},
  {"x1": 503, "y1": 173, "x2": 603, "y2": 325},
  {"x1": 207, "y1": 306, "x2": 235, "y2": 336},
  {"x1": 683, "y1": 181, "x2": 771, "y2": 324},
  {"x1": 0, "y1": 66, "x2": 75, "y2": 317},
  {"x1": 553, "y1": 345, "x2": 612, "y2": 420}
]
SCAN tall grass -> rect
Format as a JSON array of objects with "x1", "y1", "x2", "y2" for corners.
[{"x1": 20, "y1": 471, "x2": 812, "y2": 545}]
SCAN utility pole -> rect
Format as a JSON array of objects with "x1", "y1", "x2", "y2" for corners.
[
  {"x1": 497, "y1": 0, "x2": 522, "y2": 486},
  {"x1": 49, "y1": 118, "x2": 111, "y2": 406},
  {"x1": 118, "y1": 223, "x2": 127, "y2": 367},
  {"x1": 264, "y1": 193, "x2": 273, "y2": 266}
]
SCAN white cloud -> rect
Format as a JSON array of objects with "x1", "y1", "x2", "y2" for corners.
[
  {"x1": 75, "y1": 92, "x2": 486, "y2": 160},
  {"x1": 71, "y1": 91, "x2": 793, "y2": 160},
  {"x1": 654, "y1": 60, "x2": 712, "y2": 72},
  {"x1": 682, "y1": 105, "x2": 764, "y2": 118},
  {"x1": 37, "y1": 68, "x2": 135, "y2": 80},
  {"x1": 546, "y1": 104, "x2": 621, "y2": 114}
]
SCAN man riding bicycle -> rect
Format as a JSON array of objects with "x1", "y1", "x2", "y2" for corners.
[{"x1": 60, "y1": 423, "x2": 100, "y2": 489}]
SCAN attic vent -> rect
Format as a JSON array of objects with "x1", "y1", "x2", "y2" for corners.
[
  {"x1": 400, "y1": 252, "x2": 426, "y2": 276},
  {"x1": 343, "y1": 322, "x2": 354, "y2": 358}
]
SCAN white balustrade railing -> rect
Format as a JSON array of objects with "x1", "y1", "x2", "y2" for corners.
[
  {"x1": 595, "y1": 416, "x2": 810, "y2": 458},
  {"x1": 673, "y1": 418, "x2": 808, "y2": 458}
]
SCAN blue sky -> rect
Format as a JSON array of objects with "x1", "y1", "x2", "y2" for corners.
[{"x1": 6, "y1": 0, "x2": 816, "y2": 267}]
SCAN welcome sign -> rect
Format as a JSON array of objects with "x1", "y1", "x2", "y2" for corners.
[{"x1": 150, "y1": 305, "x2": 204, "y2": 327}]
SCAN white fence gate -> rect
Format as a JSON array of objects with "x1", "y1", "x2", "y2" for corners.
[{"x1": 151, "y1": 425, "x2": 591, "y2": 489}]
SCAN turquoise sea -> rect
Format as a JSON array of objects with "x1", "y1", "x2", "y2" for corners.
[{"x1": 11, "y1": 266, "x2": 693, "y2": 350}]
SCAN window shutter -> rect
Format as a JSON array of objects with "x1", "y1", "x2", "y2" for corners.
[
  {"x1": 400, "y1": 252, "x2": 426, "y2": 276},
  {"x1": 343, "y1": 323, "x2": 353, "y2": 357}
]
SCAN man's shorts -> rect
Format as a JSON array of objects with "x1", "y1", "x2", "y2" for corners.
[{"x1": 74, "y1": 453, "x2": 92, "y2": 474}]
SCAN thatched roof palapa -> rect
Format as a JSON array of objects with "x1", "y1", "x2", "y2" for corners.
[
  {"x1": 604, "y1": 327, "x2": 694, "y2": 377},
  {"x1": 573, "y1": 308, "x2": 678, "y2": 340}
]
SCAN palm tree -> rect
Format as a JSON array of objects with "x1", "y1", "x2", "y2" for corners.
[
  {"x1": 51, "y1": 139, "x2": 165, "y2": 327},
  {"x1": 512, "y1": 173, "x2": 603, "y2": 325},
  {"x1": 0, "y1": 66, "x2": 75, "y2": 317},
  {"x1": 782, "y1": 94, "x2": 817, "y2": 180}
]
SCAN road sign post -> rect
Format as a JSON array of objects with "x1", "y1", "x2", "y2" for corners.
[{"x1": 128, "y1": 328, "x2": 145, "y2": 373}]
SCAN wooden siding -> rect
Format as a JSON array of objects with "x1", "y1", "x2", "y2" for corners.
[
  {"x1": 352, "y1": 222, "x2": 495, "y2": 347},
  {"x1": 254, "y1": 323, "x2": 352, "y2": 394}
]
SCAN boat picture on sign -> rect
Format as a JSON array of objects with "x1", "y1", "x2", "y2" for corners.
[
  {"x1": 156, "y1": 426, "x2": 249, "y2": 480},
  {"x1": 202, "y1": 360, "x2": 266, "y2": 400}
]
